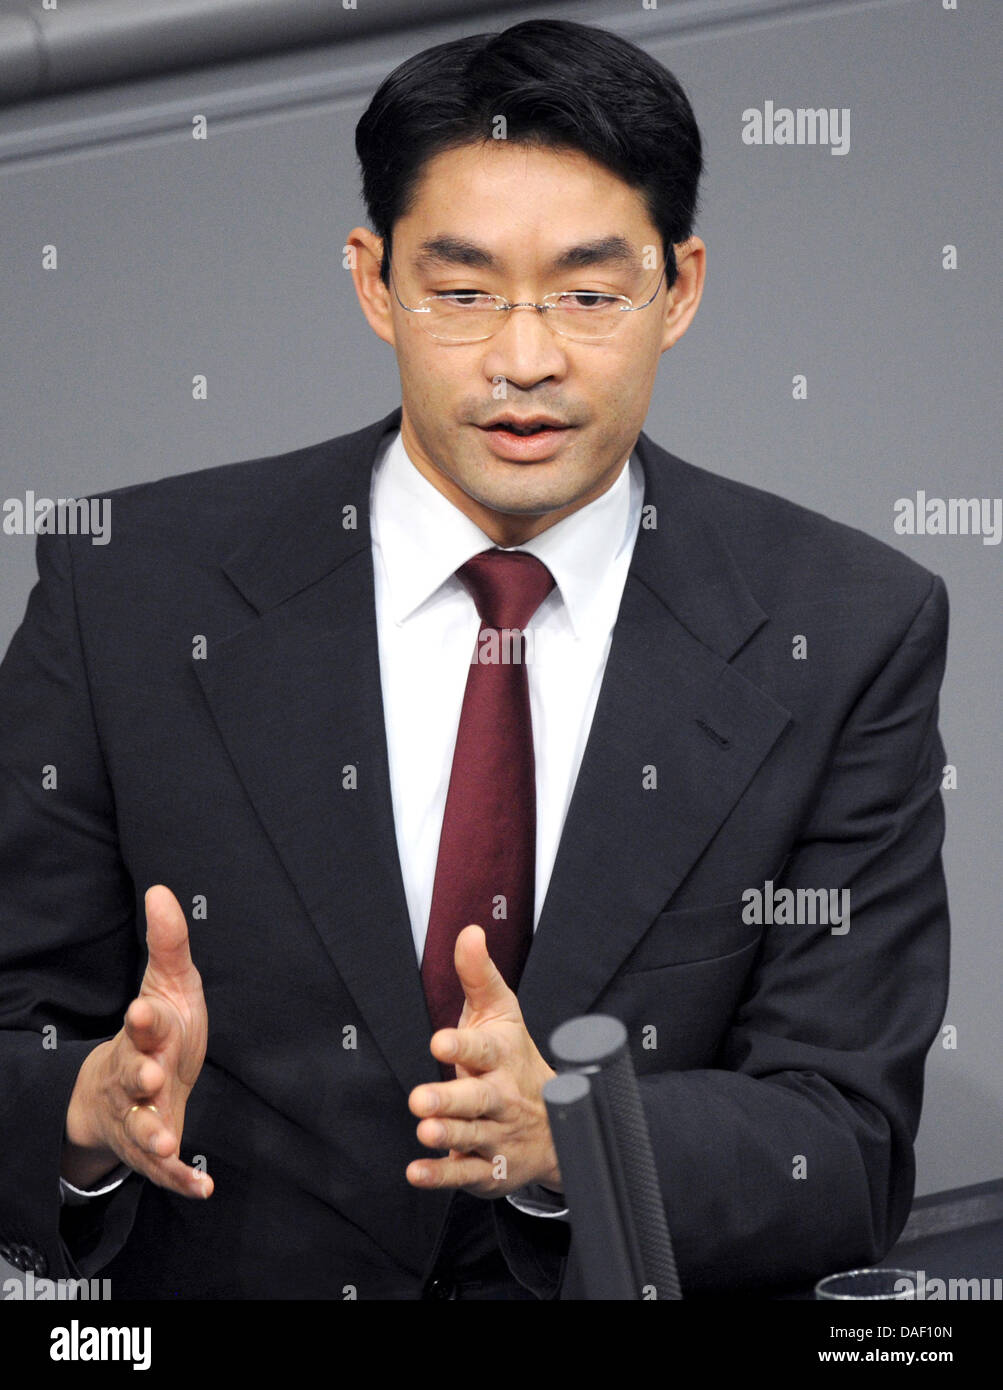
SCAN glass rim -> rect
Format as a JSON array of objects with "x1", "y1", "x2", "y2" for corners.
[
  {"x1": 420, "y1": 320, "x2": 625, "y2": 345},
  {"x1": 814, "y1": 1266, "x2": 920, "y2": 1300}
]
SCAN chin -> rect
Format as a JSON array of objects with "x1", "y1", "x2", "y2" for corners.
[
  {"x1": 468, "y1": 461, "x2": 567, "y2": 492},
  {"x1": 473, "y1": 490, "x2": 579, "y2": 521}
]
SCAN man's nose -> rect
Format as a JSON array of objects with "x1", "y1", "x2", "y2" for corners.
[{"x1": 482, "y1": 305, "x2": 568, "y2": 387}]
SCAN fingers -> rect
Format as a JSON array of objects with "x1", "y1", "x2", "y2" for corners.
[
  {"x1": 123, "y1": 1051, "x2": 164, "y2": 1099},
  {"x1": 124, "y1": 1101, "x2": 174, "y2": 1157},
  {"x1": 409, "y1": 1074, "x2": 498, "y2": 1121},
  {"x1": 415, "y1": 1113, "x2": 498, "y2": 1156},
  {"x1": 66, "y1": 899, "x2": 208, "y2": 1202},
  {"x1": 430, "y1": 1026, "x2": 502, "y2": 1075},
  {"x1": 143, "y1": 884, "x2": 196, "y2": 984},
  {"x1": 410, "y1": 1075, "x2": 502, "y2": 1155},
  {"x1": 453, "y1": 925, "x2": 516, "y2": 1016},
  {"x1": 406, "y1": 1152, "x2": 497, "y2": 1194},
  {"x1": 123, "y1": 995, "x2": 177, "y2": 1056},
  {"x1": 120, "y1": 1102, "x2": 214, "y2": 1200},
  {"x1": 105, "y1": 990, "x2": 209, "y2": 1200}
]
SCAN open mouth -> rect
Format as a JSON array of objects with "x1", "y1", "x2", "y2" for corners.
[
  {"x1": 496, "y1": 424, "x2": 546, "y2": 435},
  {"x1": 483, "y1": 421, "x2": 570, "y2": 436},
  {"x1": 477, "y1": 418, "x2": 575, "y2": 459}
]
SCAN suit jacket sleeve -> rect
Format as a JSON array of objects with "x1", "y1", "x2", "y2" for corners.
[{"x1": 0, "y1": 530, "x2": 144, "y2": 1280}]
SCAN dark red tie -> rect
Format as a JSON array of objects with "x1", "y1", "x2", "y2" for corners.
[{"x1": 421, "y1": 549, "x2": 556, "y2": 1056}]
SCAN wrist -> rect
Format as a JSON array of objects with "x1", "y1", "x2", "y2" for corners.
[
  {"x1": 536, "y1": 1155, "x2": 563, "y2": 1194},
  {"x1": 536, "y1": 1066, "x2": 563, "y2": 1193},
  {"x1": 61, "y1": 1043, "x2": 118, "y2": 1186},
  {"x1": 60, "y1": 1138, "x2": 121, "y2": 1190}
]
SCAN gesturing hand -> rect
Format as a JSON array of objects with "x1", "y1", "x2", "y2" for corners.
[
  {"x1": 406, "y1": 924, "x2": 562, "y2": 1199},
  {"x1": 60, "y1": 884, "x2": 212, "y2": 1199}
]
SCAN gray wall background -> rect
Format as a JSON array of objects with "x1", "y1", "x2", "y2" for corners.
[{"x1": 0, "y1": 0, "x2": 999, "y2": 1209}]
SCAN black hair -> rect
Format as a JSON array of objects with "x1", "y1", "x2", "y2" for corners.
[{"x1": 355, "y1": 18, "x2": 703, "y2": 292}]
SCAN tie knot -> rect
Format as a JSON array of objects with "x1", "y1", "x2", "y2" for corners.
[{"x1": 457, "y1": 549, "x2": 555, "y2": 631}]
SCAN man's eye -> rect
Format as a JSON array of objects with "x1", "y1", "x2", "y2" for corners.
[
  {"x1": 559, "y1": 292, "x2": 619, "y2": 310},
  {"x1": 434, "y1": 292, "x2": 493, "y2": 307}
]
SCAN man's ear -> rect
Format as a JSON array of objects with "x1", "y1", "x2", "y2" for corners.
[
  {"x1": 659, "y1": 235, "x2": 706, "y2": 354},
  {"x1": 345, "y1": 226, "x2": 396, "y2": 347}
]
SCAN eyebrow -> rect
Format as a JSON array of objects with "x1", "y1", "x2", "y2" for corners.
[{"x1": 411, "y1": 234, "x2": 642, "y2": 275}]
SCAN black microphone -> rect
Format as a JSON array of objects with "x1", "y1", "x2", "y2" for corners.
[{"x1": 544, "y1": 1014, "x2": 681, "y2": 1300}]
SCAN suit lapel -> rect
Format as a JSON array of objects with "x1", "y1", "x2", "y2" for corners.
[
  {"x1": 517, "y1": 434, "x2": 792, "y2": 1049},
  {"x1": 194, "y1": 408, "x2": 438, "y2": 1106}
]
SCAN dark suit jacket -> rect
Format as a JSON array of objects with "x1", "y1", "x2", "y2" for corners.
[{"x1": 0, "y1": 406, "x2": 950, "y2": 1298}]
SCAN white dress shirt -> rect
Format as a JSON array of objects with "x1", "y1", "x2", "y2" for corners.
[{"x1": 61, "y1": 426, "x2": 645, "y2": 1227}]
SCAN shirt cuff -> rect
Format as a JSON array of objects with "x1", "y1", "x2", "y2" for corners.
[
  {"x1": 506, "y1": 1183, "x2": 571, "y2": 1221},
  {"x1": 59, "y1": 1165, "x2": 131, "y2": 1206}
]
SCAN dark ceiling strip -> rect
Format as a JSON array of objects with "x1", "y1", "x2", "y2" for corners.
[{"x1": 0, "y1": 0, "x2": 892, "y2": 106}]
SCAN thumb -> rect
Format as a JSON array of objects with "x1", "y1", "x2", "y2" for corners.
[
  {"x1": 143, "y1": 884, "x2": 196, "y2": 986},
  {"x1": 454, "y1": 924, "x2": 517, "y2": 1018}
]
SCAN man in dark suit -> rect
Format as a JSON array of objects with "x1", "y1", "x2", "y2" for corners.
[{"x1": 0, "y1": 19, "x2": 948, "y2": 1300}]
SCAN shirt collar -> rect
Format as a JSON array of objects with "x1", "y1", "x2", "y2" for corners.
[{"x1": 371, "y1": 429, "x2": 636, "y2": 639}]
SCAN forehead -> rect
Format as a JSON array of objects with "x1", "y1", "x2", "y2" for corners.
[{"x1": 396, "y1": 141, "x2": 657, "y2": 266}]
